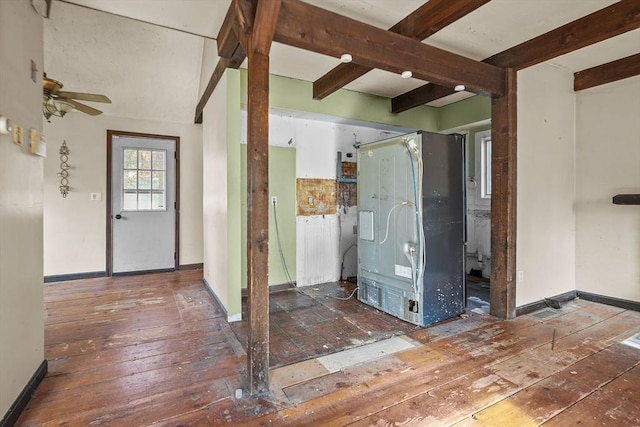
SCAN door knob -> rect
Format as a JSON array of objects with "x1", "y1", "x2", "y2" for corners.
[{"x1": 115, "y1": 214, "x2": 122, "y2": 219}]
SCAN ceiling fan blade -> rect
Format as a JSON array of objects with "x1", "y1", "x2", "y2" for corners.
[
  {"x1": 57, "y1": 91, "x2": 111, "y2": 103},
  {"x1": 65, "y1": 99, "x2": 103, "y2": 116}
]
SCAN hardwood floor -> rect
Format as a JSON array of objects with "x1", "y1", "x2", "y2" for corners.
[{"x1": 17, "y1": 271, "x2": 640, "y2": 426}]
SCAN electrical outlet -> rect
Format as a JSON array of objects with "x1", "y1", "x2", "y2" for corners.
[
  {"x1": 271, "y1": 196, "x2": 277, "y2": 205},
  {"x1": 518, "y1": 271, "x2": 524, "y2": 283}
]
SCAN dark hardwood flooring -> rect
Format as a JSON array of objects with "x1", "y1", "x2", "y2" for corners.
[{"x1": 17, "y1": 270, "x2": 640, "y2": 426}]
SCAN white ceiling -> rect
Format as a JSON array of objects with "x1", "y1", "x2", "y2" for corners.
[{"x1": 46, "y1": 0, "x2": 639, "y2": 123}]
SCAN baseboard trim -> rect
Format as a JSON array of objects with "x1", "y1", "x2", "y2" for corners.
[
  {"x1": 1, "y1": 359, "x2": 48, "y2": 427},
  {"x1": 578, "y1": 291, "x2": 640, "y2": 312},
  {"x1": 44, "y1": 271, "x2": 106, "y2": 283},
  {"x1": 203, "y1": 278, "x2": 228, "y2": 320},
  {"x1": 241, "y1": 282, "x2": 296, "y2": 298},
  {"x1": 179, "y1": 263, "x2": 203, "y2": 271},
  {"x1": 515, "y1": 290, "x2": 640, "y2": 316},
  {"x1": 516, "y1": 291, "x2": 578, "y2": 316}
]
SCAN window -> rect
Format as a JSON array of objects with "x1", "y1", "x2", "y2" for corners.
[
  {"x1": 480, "y1": 136, "x2": 492, "y2": 198},
  {"x1": 122, "y1": 148, "x2": 166, "y2": 211},
  {"x1": 474, "y1": 129, "x2": 491, "y2": 205}
]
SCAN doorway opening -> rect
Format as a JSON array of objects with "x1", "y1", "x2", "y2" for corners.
[{"x1": 465, "y1": 129, "x2": 491, "y2": 315}]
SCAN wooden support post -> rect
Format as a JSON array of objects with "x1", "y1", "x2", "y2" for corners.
[
  {"x1": 490, "y1": 68, "x2": 517, "y2": 319},
  {"x1": 246, "y1": 44, "x2": 271, "y2": 396}
]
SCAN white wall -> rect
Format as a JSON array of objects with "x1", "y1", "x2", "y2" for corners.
[
  {"x1": 575, "y1": 76, "x2": 640, "y2": 301},
  {"x1": 516, "y1": 64, "x2": 576, "y2": 307},
  {"x1": 202, "y1": 72, "x2": 230, "y2": 311},
  {"x1": 0, "y1": 0, "x2": 45, "y2": 417},
  {"x1": 43, "y1": 114, "x2": 203, "y2": 275}
]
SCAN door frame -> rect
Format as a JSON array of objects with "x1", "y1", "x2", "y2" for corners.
[{"x1": 106, "y1": 130, "x2": 181, "y2": 276}]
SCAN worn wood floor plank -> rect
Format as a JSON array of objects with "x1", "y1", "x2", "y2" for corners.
[{"x1": 17, "y1": 273, "x2": 640, "y2": 426}]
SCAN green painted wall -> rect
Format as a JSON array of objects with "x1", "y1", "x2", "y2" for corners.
[
  {"x1": 241, "y1": 146, "x2": 296, "y2": 287},
  {"x1": 438, "y1": 95, "x2": 491, "y2": 132},
  {"x1": 240, "y1": 70, "x2": 439, "y2": 131},
  {"x1": 437, "y1": 95, "x2": 492, "y2": 178}
]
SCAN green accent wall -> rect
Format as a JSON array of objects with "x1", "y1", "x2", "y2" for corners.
[
  {"x1": 437, "y1": 95, "x2": 492, "y2": 178},
  {"x1": 240, "y1": 70, "x2": 439, "y2": 132},
  {"x1": 437, "y1": 95, "x2": 491, "y2": 132},
  {"x1": 241, "y1": 146, "x2": 296, "y2": 287}
]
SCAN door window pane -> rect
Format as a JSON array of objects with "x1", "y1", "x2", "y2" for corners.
[
  {"x1": 152, "y1": 171, "x2": 165, "y2": 190},
  {"x1": 138, "y1": 171, "x2": 151, "y2": 190},
  {"x1": 139, "y1": 150, "x2": 152, "y2": 170},
  {"x1": 152, "y1": 191, "x2": 166, "y2": 209},
  {"x1": 123, "y1": 191, "x2": 137, "y2": 210},
  {"x1": 152, "y1": 151, "x2": 166, "y2": 171},
  {"x1": 124, "y1": 171, "x2": 137, "y2": 189},
  {"x1": 138, "y1": 191, "x2": 151, "y2": 210},
  {"x1": 124, "y1": 149, "x2": 137, "y2": 169},
  {"x1": 122, "y1": 148, "x2": 168, "y2": 211}
]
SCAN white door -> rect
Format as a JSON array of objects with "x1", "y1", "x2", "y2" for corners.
[{"x1": 111, "y1": 135, "x2": 176, "y2": 274}]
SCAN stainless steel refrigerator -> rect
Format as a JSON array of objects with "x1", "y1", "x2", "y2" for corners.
[{"x1": 357, "y1": 131, "x2": 466, "y2": 326}]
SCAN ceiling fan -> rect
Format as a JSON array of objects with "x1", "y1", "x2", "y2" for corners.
[{"x1": 43, "y1": 73, "x2": 111, "y2": 121}]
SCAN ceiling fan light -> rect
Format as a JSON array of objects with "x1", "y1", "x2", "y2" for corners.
[{"x1": 54, "y1": 99, "x2": 74, "y2": 116}]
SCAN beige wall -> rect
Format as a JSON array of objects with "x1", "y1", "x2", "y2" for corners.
[
  {"x1": 43, "y1": 114, "x2": 203, "y2": 276},
  {"x1": 516, "y1": 64, "x2": 577, "y2": 306},
  {"x1": 575, "y1": 76, "x2": 640, "y2": 301},
  {"x1": 203, "y1": 71, "x2": 231, "y2": 314},
  {"x1": 202, "y1": 69, "x2": 243, "y2": 321},
  {"x1": 0, "y1": 0, "x2": 45, "y2": 416}
]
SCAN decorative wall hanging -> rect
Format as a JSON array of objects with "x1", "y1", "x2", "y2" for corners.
[{"x1": 59, "y1": 141, "x2": 70, "y2": 197}]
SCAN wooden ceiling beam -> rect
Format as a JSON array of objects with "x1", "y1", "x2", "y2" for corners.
[
  {"x1": 487, "y1": 0, "x2": 640, "y2": 69},
  {"x1": 313, "y1": 0, "x2": 491, "y2": 100},
  {"x1": 194, "y1": 1, "x2": 250, "y2": 124},
  {"x1": 574, "y1": 52, "x2": 640, "y2": 91},
  {"x1": 194, "y1": 48, "x2": 245, "y2": 124},
  {"x1": 275, "y1": 0, "x2": 505, "y2": 98},
  {"x1": 391, "y1": 84, "x2": 457, "y2": 114},
  {"x1": 251, "y1": 0, "x2": 281, "y2": 55},
  {"x1": 392, "y1": 0, "x2": 640, "y2": 113},
  {"x1": 217, "y1": 2, "x2": 241, "y2": 58}
]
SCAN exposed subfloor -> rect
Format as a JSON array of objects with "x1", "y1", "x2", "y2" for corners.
[
  {"x1": 17, "y1": 270, "x2": 640, "y2": 426},
  {"x1": 231, "y1": 281, "x2": 421, "y2": 368},
  {"x1": 232, "y1": 279, "x2": 490, "y2": 368}
]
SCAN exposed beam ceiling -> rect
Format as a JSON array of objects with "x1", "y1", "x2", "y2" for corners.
[
  {"x1": 274, "y1": 0, "x2": 505, "y2": 97},
  {"x1": 574, "y1": 53, "x2": 640, "y2": 91},
  {"x1": 392, "y1": 0, "x2": 640, "y2": 113},
  {"x1": 312, "y1": 0, "x2": 491, "y2": 100}
]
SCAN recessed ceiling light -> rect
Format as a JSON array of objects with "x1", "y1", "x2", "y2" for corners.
[
  {"x1": 401, "y1": 71, "x2": 412, "y2": 79},
  {"x1": 454, "y1": 84, "x2": 466, "y2": 92},
  {"x1": 340, "y1": 54, "x2": 352, "y2": 63}
]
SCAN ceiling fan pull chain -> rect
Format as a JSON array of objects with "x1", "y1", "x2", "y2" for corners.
[{"x1": 58, "y1": 141, "x2": 70, "y2": 198}]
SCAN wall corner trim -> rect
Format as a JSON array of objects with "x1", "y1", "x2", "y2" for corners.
[
  {"x1": 203, "y1": 278, "x2": 229, "y2": 320},
  {"x1": 1, "y1": 359, "x2": 48, "y2": 427}
]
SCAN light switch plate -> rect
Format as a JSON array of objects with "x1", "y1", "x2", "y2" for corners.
[
  {"x1": 90, "y1": 192, "x2": 102, "y2": 201},
  {"x1": 13, "y1": 125, "x2": 24, "y2": 146}
]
